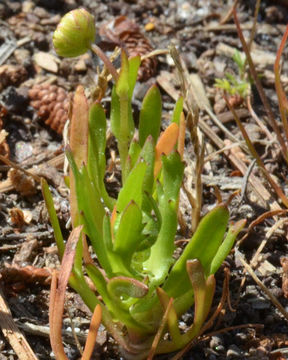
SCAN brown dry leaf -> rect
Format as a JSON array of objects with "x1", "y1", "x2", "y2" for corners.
[
  {"x1": 33, "y1": 52, "x2": 59, "y2": 73},
  {"x1": 8, "y1": 168, "x2": 37, "y2": 196},
  {"x1": 223, "y1": 139, "x2": 249, "y2": 163},
  {"x1": 12, "y1": 238, "x2": 38, "y2": 266},
  {"x1": 1, "y1": 263, "x2": 53, "y2": 288},
  {"x1": 9, "y1": 207, "x2": 25, "y2": 228}
]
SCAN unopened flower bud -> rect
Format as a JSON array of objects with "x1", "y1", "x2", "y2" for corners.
[{"x1": 53, "y1": 8, "x2": 96, "y2": 58}]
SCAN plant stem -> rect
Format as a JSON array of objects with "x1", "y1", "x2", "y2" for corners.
[{"x1": 91, "y1": 44, "x2": 119, "y2": 82}]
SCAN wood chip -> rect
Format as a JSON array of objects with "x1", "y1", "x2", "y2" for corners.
[
  {"x1": 33, "y1": 52, "x2": 58, "y2": 73},
  {"x1": 0, "y1": 286, "x2": 38, "y2": 360}
]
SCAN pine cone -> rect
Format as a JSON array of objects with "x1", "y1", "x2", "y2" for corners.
[
  {"x1": 0, "y1": 64, "x2": 28, "y2": 92},
  {"x1": 99, "y1": 16, "x2": 157, "y2": 81},
  {"x1": 28, "y1": 84, "x2": 71, "y2": 134}
]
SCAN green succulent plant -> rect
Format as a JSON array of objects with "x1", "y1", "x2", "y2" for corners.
[{"x1": 43, "y1": 8, "x2": 245, "y2": 359}]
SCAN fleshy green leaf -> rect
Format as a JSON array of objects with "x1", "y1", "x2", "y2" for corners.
[
  {"x1": 144, "y1": 152, "x2": 184, "y2": 286},
  {"x1": 66, "y1": 149, "x2": 110, "y2": 272},
  {"x1": 172, "y1": 96, "x2": 184, "y2": 124},
  {"x1": 113, "y1": 201, "x2": 144, "y2": 267},
  {"x1": 139, "y1": 136, "x2": 155, "y2": 208},
  {"x1": 86, "y1": 264, "x2": 149, "y2": 333},
  {"x1": 128, "y1": 139, "x2": 142, "y2": 170},
  {"x1": 209, "y1": 219, "x2": 246, "y2": 274},
  {"x1": 162, "y1": 151, "x2": 184, "y2": 202},
  {"x1": 107, "y1": 276, "x2": 148, "y2": 299},
  {"x1": 88, "y1": 103, "x2": 115, "y2": 210},
  {"x1": 139, "y1": 85, "x2": 162, "y2": 147},
  {"x1": 116, "y1": 161, "x2": 147, "y2": 213},
  {"x1": 110, "y1": 86, "x2": 121, "y2": 140},
  {"x1": 116, "y1": 51, "x2": 130, "y2": 97},
  {"x1": 163, "y1": 204, "x2": 229, "y2": 299},
  {"x1": 127, "y1": 56, "x2": 141, "y2": 99},
  {"x1": 88, "y1": 102, "x2": 106, "y2": 183}
]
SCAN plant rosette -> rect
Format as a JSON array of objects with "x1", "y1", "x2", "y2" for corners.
[{"x1": 43, "y1": 8, "x2": 246, "y2": 359}]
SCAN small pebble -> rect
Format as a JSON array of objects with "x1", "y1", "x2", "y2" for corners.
[
  {"x1": 264, "y1": 314, "x2": 274, "y2": 324},
  {"x1": 210, "y1": 335, "x2": 224, "y2": 350},
  {"x1": 227, "y1": 344, "x2": 243, "y2": 358},
  {"x1": 248, "y1": 297, "x2": 270, "y2": 310}
]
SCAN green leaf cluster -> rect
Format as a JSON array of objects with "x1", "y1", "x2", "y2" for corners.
[
  {"x1": 215, "y1": 50, "x2": 250, "y2": 98},
  {"x1": 43, "y1": 49, "x2": 245, "y2": 357}
]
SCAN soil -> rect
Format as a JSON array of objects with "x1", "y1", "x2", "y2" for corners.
[{"x1": 0, "y1": 0, "x2": 288, "y2": 359}]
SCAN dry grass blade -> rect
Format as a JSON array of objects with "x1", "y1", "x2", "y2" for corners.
[
  {"x1": 239, "y1": 209, "x2": 288, "y2": 245},
  {"x1": 169, "y1": 47, "x2": 205, "y2": 231},
  {"x1": 246, "y1": 0, "x2": 261, "y2": 53},
  {"x1": 49, "y1": 226, "x2": 83, "y2": 360},
  {"x1": 81, "y1": 304, "x2": 102, "y2": 360},
  {"x1": 233, "y1": 8, "x2": 288, "y2": 163},
  {"x1": 246, "y1": 96, "x2": 274, "y2": 141},
  {"x1": 171, "y1": 266, "x2": 230, "y2": 360},
  {"x1": 0, "y1": 153, "x2": 65, "y2": 194},
  {"x1": 0, "y1": 154, "x2": 41, "y2": 182},
  {"x1": 147, "y1": 296, "x2": 173, "y2": 360},
  {"x1": 220, "y1": 0, "x2": 239, "y2": 25},
  {"x1": 224, "y1": 93, "x2": 288, "y2": 207},
  {"x1": 157, "y1": 71, "x2": 281, "y2": 211},
  {"x1": 238, "y1": 251, "x2": 288, "y2": 322},
  {"x1": 0, "y1": 286, "x2": 38, "y2": 360},
  {"x1": 250, "y1": 217, "x2": 288, "y2": 267}
]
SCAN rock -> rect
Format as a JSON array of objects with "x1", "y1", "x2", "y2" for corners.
[
  {"x1": 210, "y1": 335, "x2": 224, "y2": 351},
  {"x1": 227, "y1": 345, "x2": 243, "y2": 358},
  {"x1": 14, "y1": 49, "x2": 31, "y2": 67},
  {"x1": 33, "y1": 52, "x2": 59, "y2": 73}
]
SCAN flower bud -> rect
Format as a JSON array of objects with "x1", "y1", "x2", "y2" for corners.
[{"x1": 53, "y1": 8, "x2": 96, "y2": 58}]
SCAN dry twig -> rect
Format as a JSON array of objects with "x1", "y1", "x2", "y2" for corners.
[{"x1": 0, "y1": 286, "x2": 38, "y2": 360}]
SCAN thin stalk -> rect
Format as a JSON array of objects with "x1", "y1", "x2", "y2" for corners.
[
  {"x1": 91, "y1": 44, "x2": 119, "y2": 82},
  {"x1": 224, "y1": 94, "x2": 288, "y2": 208},
  {"x1": 247, "y1": 0, "x2": 261, "y2": 53},
  {"x1": 233, "y1": 8, "x2": 288, "y2": 164},
  {"x1": 82, "y1": 304, "x2": 102, "y2": 360},
  {"x1": 274, "y1": 25, "x2": 288, "y2": 142}
]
